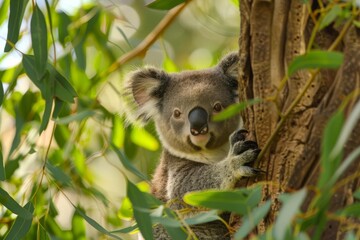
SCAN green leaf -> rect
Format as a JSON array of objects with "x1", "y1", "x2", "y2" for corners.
[
  {"x1": 111, "y1": 225, "x2": 138, "y2": 234},
  {"x1": 38, "y1": 217, "x2": 51, "y2": 240},
  {"x1": 46, "y1": 162, "x2": 72, "y2": 187},
  {"x1": 48, "y1": 64, "x2": 77, "y2": 102},
  {"x1": 184, "y1": 186, "x2": 262, "y2": 215},
  {"x1": 319, "y1": 5, "x2": 342, "y2": 30},
  {"x1": 31, "y1": 5, "x2": 48, "y2": 78},
  {"x1": 212, "y1": 99, "x2": 262, "y2": 122},
  {"x1": 4, "y1": 202, "x2": 34, "y2": 240},
  {"x1": 130, "y1": 127, "x2": 160, "y2": 151},
  {"x1": 39, "y1": 74, "x2": 54, "y2": 133},
  {"x1": 0, "y1": 0, "x2": 10, "y2": 25},
  {"x1": 72, "y1": 209, "x2": 87, "y2": 240},
  {"x1": 318, "y1": 110, "x2": 344, "y2": 188},
  {"x1": 58, "y1": 12, "x2": 71, "y2": 45},
  {"x1": 0, "y1": 188, "x2": 33, "y2": 219},
  {"x1": 185, "y1": 210, "x2": 221, "y2": 225},
  {"x1": 0, "y1": 150, "x2": 5, "y2": 181},
  {"x1": 274, "y1": 189, "x2": 307, "y2": 240},
  {"x1": 354, "y1": 188, "x2": 360, "y2": 200},
  {"x1": 234, "y1": 201, "x2": 271, "y2": 239},
  {"x1": 22, "y1": 54, "x2": 45, "y2": 91},
  {"x1": 127, "y1": 180, "x2": 153, "y2": 240},
  {"x1": 147, "y1": 0, "x2": 185, "y2": 10},
  {"x1": 74, "y1": 206, "x2": 122, "y2": 240},
  {"x1": 55, "y1": 110, "x2": 95, "y2": 124},
  {"x1": 112, "y1": 116, "x2": 125, "y2": 148},
  {"x1": 0, "y1": 81, "x2": 3, "y2": 106},
  {"x1": 337, "y1": 203, "x2": 360, "y2": 217},
  {"x1": 74, "y1": 39, "x2": 86, "y2": 71},
  {"x1": 112, "y1": 144, "x2": 147, "y2": 181},
  {"x1": 4, "y1": 0, "x2": 28, "y2": 51},
  {"x1": 287, "y1": 51, "x2": 343, "y2": 76}
]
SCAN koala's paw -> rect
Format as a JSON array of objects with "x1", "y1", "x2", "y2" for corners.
[{"x1": 228, "y1": 129, "x2": 263, "y2": 177}]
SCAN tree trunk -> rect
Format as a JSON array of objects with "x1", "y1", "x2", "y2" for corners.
[{"x1": 236, "y1": 0, "x2": 360, "y2": 238}]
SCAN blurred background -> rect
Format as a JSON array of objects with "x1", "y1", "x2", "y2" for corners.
[{"x1": 0, "y1": 0, "x2": 240, "y2": 238}]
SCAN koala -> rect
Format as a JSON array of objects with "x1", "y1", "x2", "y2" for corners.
[{"x1": 125, "y1": 52, "x2": 261, "y2": 239}]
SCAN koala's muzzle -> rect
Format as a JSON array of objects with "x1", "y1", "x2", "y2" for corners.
[{"x1": 188, "y1": 107, "x2": 209, "y2": 136}]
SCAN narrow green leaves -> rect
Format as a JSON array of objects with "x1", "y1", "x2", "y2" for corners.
[
  {"x1": 147, "y1": 0, "x2": 185, "y2": 10},
  {"x1": 4, "y1": 202, "x2": 34, "y2": 240},
  {"x1": 234, "y1": 201, "x2": 271, "y2": 239},
  {"x1": 4, "y1": 0, "x2": 28, "y2": 51},
  {"x1": 274, "y1": 189, "x2": 307, "y2": 240},
  {"x1": 31, "y1": 5, "x2": 48, "y2": 78},
  {"x1": 319, "y1": 5, "x2": 342, "y2": 30},
  {"x1": 212, "y1": 99, "x2": 261, "y2": 122},
  {"x1": 74, "y1": 206, "x2": 122, "y2": 240},
  {"x1": 127, "y1": 180, "x2": 153, "y2": 240},
  {"x1": 112, "y1": 144, "x2": 148, "y2": 181},
  {"x1": 0, "y1": 81, "x2": 3, "y2": 106},
  {"x1": 0, "y1": 150, "x2": 5, "y2": 181},
  {"x1": 184, "y1": 186, "x2": 262, "y2": 215},
  {"x1": 0, "y1": 187, "x2": 33, "y2": 219},
  {"x1": 288, "y1": 50, "x2": 343, "y2": 76}
]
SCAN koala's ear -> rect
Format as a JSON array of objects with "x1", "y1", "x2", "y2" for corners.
[
  {"x1": 218, "y1": 52, "x2": 239, "y2": 79},
  {"x1": 125, "y1": 67, "x2": 169, "y2": 122}
]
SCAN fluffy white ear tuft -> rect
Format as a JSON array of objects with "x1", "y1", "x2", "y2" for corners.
[
  {"x1": 218, "y1": 52, "x2": 239, "y2": 80},
  {"x1": 124, "y1": 67, "x2": 169, "y2": 123}
]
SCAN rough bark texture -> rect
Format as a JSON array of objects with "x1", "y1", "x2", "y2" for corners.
[{"x1": 236, "y1": 0, "x2": 360, "y2": 238}]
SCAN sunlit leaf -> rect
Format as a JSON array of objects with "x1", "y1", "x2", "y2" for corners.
[
  {"x1": 118, "y1": 197, "x2": 133, "y2": 219},
  {"x1": 112, "y1": 144, "x2": 148, "y2": 181},
  {"x1": 318, "y1": 110, "x2": 344, "y2": 188},
  {"x1": 31, "y1": 5, "x2": 48, "y2": 78},
  {"x1": 234, "y1": 200, "x2": 271, "y2": 239},
  {"x1": 56, "y1": 110, "x2": 94, "y2": 124},
  {"x1": 4, "y1": 202, "x2": 34, "y2": 240},
  {"x1": 74, "y1": 206, "x2": 122, "y2": 239},
  {"x1": 0, "y1": 80, "x2": 3, "y2": 107},
  {"x1": 184, "y1": 186, "x2": 262, "y2": 215},
  {"x1": 212, "y1": 99, "x2": 261, "y2": 122},
  {"x1": 127, "y1": 180, "x2": 153, "y2": 240},
  {"x1": 288, "y1": 51, "x2": 343, "y2": 76},
  {"x1": 147, "y1": 0, "x2": 185, "y2": 10},
  {"x1": 4, "y1": 0, "x2": 28, "y2": 51},
  {"x1": 0, "y1": 150, "x2": 5, "y2": 181},
  {"x1": 130, "y1": 127, "x2": 159, "y2": 151},
  {"x1": 337, "y1": 203, "x2": 360, "y2": 217},
  {"x1": 274, "y1": 189, "x2": 307, "y2": 240},
  {"x1": 0, "y1": 0, "x2": 10, "y2": 25},
  {"x1": 0, "y1": 188, "x2": 32, "y2": 219},
  {"x1": 46, "y1": 162, "x2": 72, "y2": 187},
  {"x1": 319, "y1": 5, "x2": 341, "y2": 30},
  {"x1": 112, "y1": 115, "x2": 125, "y2": 148},
  {"x1": 163, "y1": 57, "x2": 178, "y2": 72},
  {"x1": 72, "y1": 209, "x2": 87, "y2": 240}
]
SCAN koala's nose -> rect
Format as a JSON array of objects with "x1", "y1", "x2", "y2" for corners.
[{"x1": 188, "y1": 107, "x2": 209, "y2": 136}]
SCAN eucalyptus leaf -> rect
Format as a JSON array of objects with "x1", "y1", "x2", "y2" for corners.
[
  {"x1": 127, "y1": 180, "x2": 153, "y2": 240},
  {"x1": 274, "y1": 189, "x2": 307, "y2": 240},
  {"x1": 4, "y1": 202, "x2": 34, "y2": 240},
  {"x1": 212, "y1": 99, "x2": 261, "y2": 122},
  {"x1": 0, "y1": 188, "x2": 33, "y2": 219},
  {"x1": 4, "y1": 0, "x2": 28, "y2": 51},
  {"x1": 319, "y1": 5, "x2": 341, "y2": 30},
  {"x1": 147, "y1": 0, "x2": 185, "y2": 10},
  {"x1": 288, "y1": 51, "x2": 343, "y2": 76},
  {"x1": 0, "y1": 150, "x2": 5, "y2": 181},
  {"x1": 235, "y1": 201, "x2": 271, "y2": 239},
  {"x1": 31, "y1": 5, "x2": 48, "y2": 78}
]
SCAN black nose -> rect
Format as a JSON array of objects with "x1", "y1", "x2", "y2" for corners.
[{"x1": 188, "y1": 107, "x2": 209, "y2": 136}]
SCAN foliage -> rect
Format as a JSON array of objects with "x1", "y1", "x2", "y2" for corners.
[{"x1": 0, "y1": 0, "x2": 359, "y2": 239}]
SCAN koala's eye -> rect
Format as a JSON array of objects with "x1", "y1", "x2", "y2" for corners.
[
  {"x1": 173, "y1": 109, "x2": 182, "y2": 118},
  {"x1": 213, "y1": 102, "x2": 223, "y2": 113}
]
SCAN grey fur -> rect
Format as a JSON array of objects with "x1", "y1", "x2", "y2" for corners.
[{"x1": 125, "y1": 52, "x2": 261, "y2": 239}]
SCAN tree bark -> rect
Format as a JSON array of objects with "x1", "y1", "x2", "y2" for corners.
[{"x1": 236, "y1": 0, "x2": 360, "y2": 238}]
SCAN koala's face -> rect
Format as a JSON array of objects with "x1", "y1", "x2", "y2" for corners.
[{"x1": 126, "y1": 53, "x2": 241, "y2": 163}]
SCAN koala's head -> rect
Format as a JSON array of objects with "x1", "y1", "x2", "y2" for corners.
[{"x1": 125, "y1": 52, "x2": 241, "y2": 163}]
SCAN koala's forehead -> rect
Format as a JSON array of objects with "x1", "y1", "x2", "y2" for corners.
[{"x1": 162, "y1": 69, "x2": 236, "y2": 108}]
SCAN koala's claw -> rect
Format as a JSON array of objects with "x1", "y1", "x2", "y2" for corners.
[
  {"x1": 233, "y1": 140, "x2": 259, "y2": 155},
  {"x1": 230, "y1": 129, "x2": 248, "y2": 146}
]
